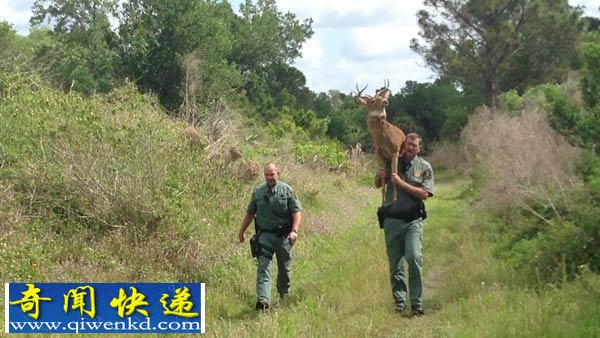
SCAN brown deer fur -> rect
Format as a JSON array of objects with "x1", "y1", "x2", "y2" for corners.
[{"x1": 355, "y1": 82, "x2": 405, "y2": 201}]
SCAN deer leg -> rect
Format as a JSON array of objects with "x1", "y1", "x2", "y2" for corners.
[
  {"x1": 375, "y1": 152, "x2": 388, "y2": 206},
  {"x1": 391, "y1": 154, "x2": 398, "y2": 201}
]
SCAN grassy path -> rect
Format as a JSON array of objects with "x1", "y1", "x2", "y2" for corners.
[
  {"x1": 207, "y1": 173, "x2": 600, "y2": 337},
  {"x1": 207, "y1": 174, "x2": 474, "y2": 337}
]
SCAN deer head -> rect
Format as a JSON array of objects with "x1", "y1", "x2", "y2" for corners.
[{"x1": 354, "y1": 80, "x2": 391, "y2": 119}]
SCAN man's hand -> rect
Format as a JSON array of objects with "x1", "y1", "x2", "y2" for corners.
[
  {"x1": 238, "y1": 230, "x2": 246, "y2": 243},
  {"x1": 288, "y1": 231, "x2": 298, "y2": 246},
  {"x1": 391, "y1": 173, "x2": 404, "y2": 186}
]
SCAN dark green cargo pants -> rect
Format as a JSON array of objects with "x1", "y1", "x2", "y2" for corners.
[
  {"x1": 256, "y1": 232, "x2": 293, "y2": 304},
  {"x1": 383, "y1": 217, "x2": 424, "y2": 309}
]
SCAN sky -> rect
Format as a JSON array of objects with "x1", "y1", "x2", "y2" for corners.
[{"x1": 1, "y1": 0, "x2": 598, "y2": 94}]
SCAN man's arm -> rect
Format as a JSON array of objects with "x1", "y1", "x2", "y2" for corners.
[
  {"x1": 289, "y1": 211, "x2": 302, "y2": 245},
  {"x1": 238, "y1": 212, "x2": 254, "y2": 243},
  {"x1": 390, "y1": 173, "x2": 429, "y2": 200}
]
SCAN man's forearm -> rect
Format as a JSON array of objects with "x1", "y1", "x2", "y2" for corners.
[
  {"x1": 240, "y1": 213, "x2": 254, "y2": 232},
  {"x1": 291, "y1": 212, "x2": 302, "y2": 232},
  {"x1": 396, "y1": 179, "x2": 429, "y2": 200}
]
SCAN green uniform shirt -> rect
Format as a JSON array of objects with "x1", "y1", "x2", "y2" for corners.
[
  {"x1": 247, "y1": 181, "x2": 302, "y2": 232},
  {"x1": 384, "y1": 155, "x2": 434, "y2": 205}
]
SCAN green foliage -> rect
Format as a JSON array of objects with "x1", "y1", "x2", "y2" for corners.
[
  {"x1": 497, "y1": 89, "x2": 524, "y2": 113},
  {"x1": 542, "y1": 83, "x2": 600, "y2": 147},
  {"x1": 30, "y1": 0, "x2": 119, "y2": 94},
  {"x1": 0, "y1": 22, "x2": 18, "y2": 71},
  {"x1": 581, "y1": 43, "x2": 600, "y2": 108},
  {"x1": 118, "y1": 0, "x2": 240, "y2": 111},
  {"x1": 230, "y1": 0, "x2": 313, "y2": 114},
  {"x1": 495, "y1": 193, "x2": 600, "y2": 284},
  {"x1": 311, "y1": 90, "x2": 371, "y2": 146},
  {"x1": 289, "y1": 108, "x2": 329, "y2": 138},
  {"x1": 439, "y1": 107, "x2": 470, "y2": 141},
  {"x1": 0, "y1": 22, "x2": 48, "y2": 74},
  {"x1": 293, "y1": 141, "x2": 348, "y2": 171},
  {"x1": 264, "y1": 105, "x2": 329, "y2": 141},
  {"x1": 490, "y1": 150, "x2": 600, "y2": 285},
  {"x1": 267, "y1": 116, "x2": 308, "y2": 140},
  {"x1": 264, "y1": 105, "x2": 346, "y2": 171},
  {"x1": 389, "y1": 80, "x2": 469, "y2": 143}
]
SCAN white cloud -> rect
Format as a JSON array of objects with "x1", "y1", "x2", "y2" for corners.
[
  {"x1": 273, "y1": 1, "x2": 430, "y2": 93},
  {"x1": 323, "y1": 57, "x2": 433, "y2": 95},
  {"x1": 349, "y1": 24, "x2": 420, "y2": 59},
  {"x1": 297, "y1": 34, "x2": 324, "y2": 68},
  {"x1": 573, "y1": 0, "x2": 600, "y2": 16},
  {"x1": 0, "y1": 0, "x2": 34, "y2": 34}
]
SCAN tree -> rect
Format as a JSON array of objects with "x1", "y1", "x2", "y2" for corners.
[
  {"x1": 581, "y1": 43, "x2": 600, "y2": 109},
  {"x1": 30, "y1": 0, "x2": 119, "y2": 94},
  {"x1": 0, "y1": 22, "x2": 19, "y2": 71},
  {"x1": 411, "y1": 0, "x2": 582, "y2": 109},
  {"x1": 118, "y1": 0, "x2": 241, "y2": 111},
  {"x1": 229, "y1": 0, "x2": 313, "y2": 114},
  {"x1": 317, "y1": 90, "x2": 370, "y2": 146}
]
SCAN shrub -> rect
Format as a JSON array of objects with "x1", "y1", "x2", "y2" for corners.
[
  {"x1": 293, "y1": 141, "x2": 348, "y2": 171},
  {"x1": 496, "y1": 179, "x2": 600, "y2": 284},
  {"x1": 497, "y1": 89, "x2": 524, "y2": 113},
  {"x1": 543, "y1": 85, "x2": 583, "y2": 144},
  {"x1": 461, "y1": 105, "x2": 580, "y2": 213},
  {"x1": 464, "y1": 84, "x2": 600, "y2": 284}
]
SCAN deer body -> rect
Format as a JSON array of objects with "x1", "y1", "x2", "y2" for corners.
[
  {"x1": 367, "y1": 117, "x2": 405, "y2": 163},
  {"x1": 355, "y1": 82, "x2": 405, "y2": 202}
]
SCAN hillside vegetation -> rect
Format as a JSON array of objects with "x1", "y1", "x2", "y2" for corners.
[{"x1": 2, "y1": 72, "x2": 600, "y2": 337}]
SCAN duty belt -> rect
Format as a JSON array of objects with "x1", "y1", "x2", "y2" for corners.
[{"x1": 260, "y1": 227, "x2": 291, "y2": 237}]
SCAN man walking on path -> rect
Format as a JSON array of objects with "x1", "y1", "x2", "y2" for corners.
[{"x1": 238, "y1": 163, "x2": 303, "y2": 311}]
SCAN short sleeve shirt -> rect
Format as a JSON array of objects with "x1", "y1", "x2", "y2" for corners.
[
  {"x1": 247, "y1": 181, "x2": 303, "y2": 231},
  {"x1": 384, "y1": 155, "x2": 434, "y2": 204}
]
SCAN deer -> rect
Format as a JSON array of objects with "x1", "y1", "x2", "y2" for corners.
[{"x1": 354, "y1": 80, "x2": 405, "y2": 202}]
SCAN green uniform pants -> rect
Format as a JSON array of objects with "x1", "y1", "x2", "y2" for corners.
[
  {"x1": 256, "y1": 232, "x2": 293, "y2": 304},
  {"x1": 383, "y1": 217, "x2": 424, "y2": 309}
]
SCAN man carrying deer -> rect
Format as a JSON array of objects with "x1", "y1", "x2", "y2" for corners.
[{"x1": 355, "y1": 83, "x2": 434, "y2": 317}]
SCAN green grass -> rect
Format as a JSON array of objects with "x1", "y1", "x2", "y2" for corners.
[{"x1": 1, "y1": 74, "x2": 599, "y2": 337}]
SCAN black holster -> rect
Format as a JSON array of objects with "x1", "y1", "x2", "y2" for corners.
[
  {"x1": 377, "y1": 204, "x2": 390, "y2": 229},
  {"x1": 249, "y1": 233, "x2": 260, "y2": 258}
]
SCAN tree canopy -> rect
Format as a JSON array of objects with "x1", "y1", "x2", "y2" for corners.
[
  {"x1": 411, "y1": 0, "x2": 582, "y2": 109},
  {"x1": 2, "y1": 0, "x2": 595, "y2": 147}
]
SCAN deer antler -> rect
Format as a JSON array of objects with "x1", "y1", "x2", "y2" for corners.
[
  {"x1": 354, "y1": 84, "x2": 369, "y2": 105},
  {"x1": 376, "y1": 79, "x2": 390, "y2": 96},
  {"x1": 355, "y1": 84, "x2": 368, "y2": 96}
]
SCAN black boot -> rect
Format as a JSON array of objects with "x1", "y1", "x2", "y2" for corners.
[{"x1": 255, "y1": 301, "x2": 269, "y2": 311}]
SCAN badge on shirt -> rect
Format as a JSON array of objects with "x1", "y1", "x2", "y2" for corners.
[{"x1": 412, "y1": 169, "x2": 422, "y2": 179}]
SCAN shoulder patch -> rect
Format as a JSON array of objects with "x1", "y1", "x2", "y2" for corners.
[{"x1": 423, "y1": 169, "x2": 432, "y2": 180}]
